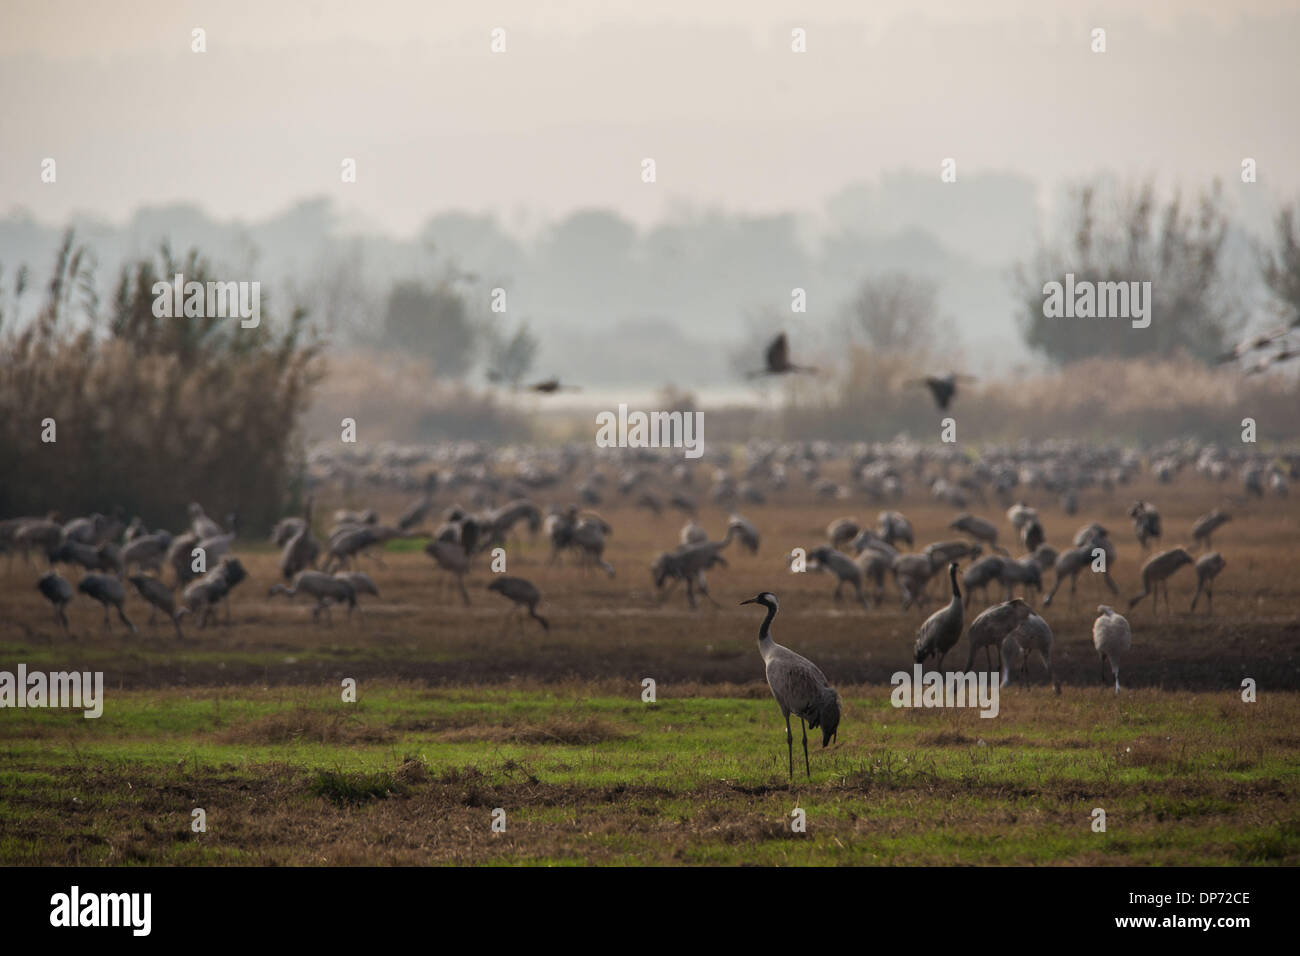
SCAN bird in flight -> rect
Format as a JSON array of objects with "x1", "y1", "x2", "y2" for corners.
[
  {"x1": 526, "y1": 378, "x2": 581, "y2": 394},
  {"x1": 907, "y1": 372, "x2": 977, "y2": 410},
  {"x1": 749, "y1": 332, "x2": 817, "y2": 377}
]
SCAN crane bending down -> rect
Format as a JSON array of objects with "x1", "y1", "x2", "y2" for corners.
[{"x1": 740, "y1": 592, "x2": 841, "y2": 781}]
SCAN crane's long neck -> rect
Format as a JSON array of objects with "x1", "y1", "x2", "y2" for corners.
[
  {"x1": 950, "y1": 565, "x2": 961, "y2": 603},
  {"x1": 757, "y1": 603, "x2": 777, "y2": 645}
]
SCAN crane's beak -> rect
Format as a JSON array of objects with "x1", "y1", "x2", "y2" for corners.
[{"x1": 739, "y1": 597, "x2": 756, "y2": 605}]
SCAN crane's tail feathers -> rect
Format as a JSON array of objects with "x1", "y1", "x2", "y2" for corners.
[{"x1": 814, "y1": 687, "x2": 841, "y2": 747}]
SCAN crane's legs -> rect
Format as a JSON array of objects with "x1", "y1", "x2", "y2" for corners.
[
  {"x1": 800, "y1": 718, "x2": 810, "y2": 779},
  {"x1": 784, "y1": 715, "x2": 793, "y2": 781}
]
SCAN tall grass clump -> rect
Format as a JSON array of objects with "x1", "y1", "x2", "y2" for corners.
[{"x1": 0, "y1": 232, "x2": 324, "y2": 531}]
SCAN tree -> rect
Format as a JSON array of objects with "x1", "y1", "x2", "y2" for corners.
[
  {"x1": 1260, "y1": 204, "x2": 1300, "y2": 320},
  {"x1": 1013, "y1": 181, "x2": 1243, "y2": 364},
  {"x1": 842, "y1": 272, "x2": 939, "y2": 353},
  {"x1": 382, "y1": 279, "x2": 476, "y2": 378},
  {"x1": 484, "y1": 320, "x2": 539, "y2": 389}
]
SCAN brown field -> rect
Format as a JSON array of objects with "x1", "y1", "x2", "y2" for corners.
[{"x1": 2, "y1": 472, "x2": 1299, "y2": 864}]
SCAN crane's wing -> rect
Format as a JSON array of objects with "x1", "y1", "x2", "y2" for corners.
[{"x1": 766, "y1": 651, "x2": 830, "y2": 718}]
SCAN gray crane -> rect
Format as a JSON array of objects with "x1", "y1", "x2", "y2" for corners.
[
  {"x1": 740, "y1": 592, "x2": 840, "y2": 781},
  {"x1": 1190, "y1": 552, "x2": 1226, "y2": 614},
  {"x1": 487, "y1": 576, "x2": 549, "y2": 632},
  {"x1": 1000, "y1": 612, "x2": 1059, "y2": 693},
  {"x1": 77, "y1": 573, "x2": 136, "y2": 633},
  {"x1": 424, "y1": 539, "x2": 472, "y2": 605},
  {"x1": 1191, "y1": 510, "x2": 1231, "y2": 550},
  {"x1": 726, "y1": 513, "x2": 761, "y2": 554},
  {"x1": 963, "y1": 597, "x2": 1033, "y2": 671},
  {"x1": 914, "y1": 562, "x2": 963, "y2": 669},
  {"x1": 122, "y1": 532, "x2": 172, "y2": 574},
  {"x1": 36, "y1": 570, "x2": 74, "y2": 630},
  {"x1": 268, "y1": 570, "x2": 358, "y2": 625},
  {"x1": 808, "y1": 546, "x2": 871, "y2": 608},
  {"x1": 129, "y1": 574, "x2": 184, "y2": 638},
  {"x1": 652, "y1": 543, "x2": 728, "y2": 609},
  {"x1": 950, "y1": 513, "x2": 1010, "y2": 555},
  {"x1": 748, "y1": 332, "x2": 817, "y2": 377},
  {"x1": 1129, "y1": 547, "x2": 1194, "y2": 613},
  {"x1": 1129, "y1": 500, "x2": 1161, "y2": 550}
]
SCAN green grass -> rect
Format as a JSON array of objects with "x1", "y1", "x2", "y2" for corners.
[{"x1": 2, "y1": 683, "x2": 1298, "y2": 864}]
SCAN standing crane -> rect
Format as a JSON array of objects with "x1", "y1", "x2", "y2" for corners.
[
  {"x1": 913, "y1": 562, "x2": 963, "y2": 670},
  {"x1": 740, "y1": 592, "x2": 840, "y2": 781}
]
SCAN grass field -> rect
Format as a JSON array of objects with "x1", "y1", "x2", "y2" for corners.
[{"x1": 2, "y1": 476, "x2": 1299, "y2": 864}]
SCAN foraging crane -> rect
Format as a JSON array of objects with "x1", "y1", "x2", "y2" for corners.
[
  {"x1": 424, "y1": 539, "x2": 472, "y2": 605},
  {"x1": 1191, "y1": 510, "x2": 1231, "y2": 550},
  {"x1": 1128, "y1": 547, "x2": 1194, "y2": 614},
  {"x1": 961, "y1": 555, "x2": 1007, "y2": 609},
  {"x1": 807, "y1": 546, "x2": 871, "y2": 608},
  {"x1": 178, "y1": 557, "x2": 247, "y2": 628},
  {"x1": 1190, "y1": 552, "x2": 1226, "y2": 614},
  {"x1": 652, "y1": 543, "x2": 728, "y2": 609},
  {"x1": 487, "y1": 576, "x2": 549, "y2": 632},
  {"x1": 36, "y1": 571, "x2": 74, "y2": 630},
  {"x1": 893, "y1": 552, "x2": 938, "y2": 610},
  {"x1": 740, "y1": 592, "x2": 841, "y2": 781},
  {"x1": 268, "y1": 570, "x2": 357, "y2": 625},
  {"x1": 1092, "y1": 606, "x2": 1132, "y2": 694},
  {"x1": 129, "y1": 574, "x2": 184, "y2": 638},
  {"x1": 122, "y1": 532, "x2": 172, "y2": 574},
  {"x1": 1000, "y1": 613, "x2": 1059, "y2": 693},
  {"x1": 950, "y1": 513, "x2": 1010, "y2": 556},
  {"x1": 726, "y1": 513, "x2": 761, "y2": 554},
  {"x1": 748, "y1": 332, "x2": 817, "y2": 377},
  {"x1": 963, "y1": 598, "x2": 1033, "y2": 672},
  {"x1": 827, "y1": 517, "x2": 860, "y2": 551},
  {"x1": 913, "y1": 563, "x2": 963, "y2": 670},
  {"x1": 878, "y1": 511, "x2": 914, "y2": 547},
  {"x1": 397, "y1": 474, "x2": 439, "y2": 531},
  {"x1": 77, "y1": 573, "x2": 136, "y2": 634}
]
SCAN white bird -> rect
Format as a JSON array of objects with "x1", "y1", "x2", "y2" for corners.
[
  {"x1": 1092, "y1": 605, "x2": 1132, "y2": 694},
  {"x1": 740, "y1": 592, "x2": 840, "y2": 781}
]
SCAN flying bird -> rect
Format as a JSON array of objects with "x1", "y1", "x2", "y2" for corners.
[
  {"x1": 749, "y1": 332, "x2": 817, "y2": 377},
  {"x1": 526, "y1": 378, "x2": 581, "y2": 394},
  {"x1": 907, "y1": 372, "x2": 976, "y2": 411}
]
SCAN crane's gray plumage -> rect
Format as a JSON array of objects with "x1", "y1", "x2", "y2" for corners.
[
  {"x1": 37, "y1": 570, "x2": 74, "y2": 630},
  {"x1": 268, "y1": 570, "x2": 358, "y2": 625},
  {"x1": 78, "y1": 573, "x2": 136, "y2": 633},
  {"x1": 129, "y1": 574, "x2": 184, "y2": 638},
  {"x1": 1190, "y1": 552, "x2": 1226, "y2": 613},
  {"x1": 487, "y1": 576, "x2": 549, "y2": 631},
  {"x1": 914, "y1": 562, "x2": 963, "y2": 669},
  {"x1": 741, "y1": 592, "x2": 840, "y2": 781},
  {"x1": 1129, "y1": 547, "x2": 1193, "y2": 613},
  {"x1": 963, "y1": 597, "x2": 1033, "y2": 672}
]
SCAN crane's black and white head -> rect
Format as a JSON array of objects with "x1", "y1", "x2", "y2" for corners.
[{"x1": 740, "y1": 591, "x2": 779, "y2": 611}]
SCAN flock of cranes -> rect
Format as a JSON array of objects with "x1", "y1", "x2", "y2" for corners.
[{"x1": 3, "y1": 432, "x2": 1291, "y2": 782}]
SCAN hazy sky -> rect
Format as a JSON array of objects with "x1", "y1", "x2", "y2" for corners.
[{"x1": 3, "y1": 0, "x2": 1298, "y2": 236}]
